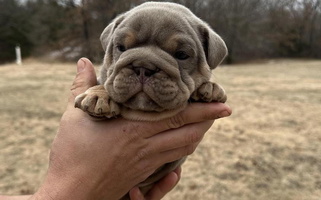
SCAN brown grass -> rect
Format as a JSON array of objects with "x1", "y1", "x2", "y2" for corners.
[{"x1": 0, "y1": 59, "x2": 321, "y2": 199}]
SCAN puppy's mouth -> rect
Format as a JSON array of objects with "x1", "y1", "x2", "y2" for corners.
[
  {"x1": 132, "y1": 66, "x2": 160, "y2": 84},
  {"x1": 123, "y1": 92, "x2": 163, "y2": 112},
  {"x1": 106, "y1": 65, "x2": 189, "y2": 112}
]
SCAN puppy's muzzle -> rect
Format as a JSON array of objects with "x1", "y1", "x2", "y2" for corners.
[{"x1": 132, "y1": 65, "x2": 160, "y2": 83}]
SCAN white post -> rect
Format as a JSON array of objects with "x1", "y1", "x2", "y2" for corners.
[{"x1": 15, "y1": 45, "x2": 22, "y2": 65}]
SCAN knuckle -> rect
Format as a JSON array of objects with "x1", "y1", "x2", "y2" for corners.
[
  {"x1": 71, "y1": 79, "x2": 85, "y2": 92},
  {"x1": 185, "y1": 129, "x2": 203, "y2": 144},
  {"x1": 135, "y1": 162, "x2": 155, "y2": 182},
  {"x1": 168, "y1": 114, "x2": 185, "y2": 129},
  {"x1": 70, "y1": 80, "x2": 87, "y2": 98},
  {"x1": 133, "y1": 157, "x2": 156, "y2": 180},
  {"x1": 135, "y1": 149, "x2": 149, "y2": 161}
]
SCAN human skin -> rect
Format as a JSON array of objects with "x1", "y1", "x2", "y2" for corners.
[{"x1": 0, "y1": 58, "x2": 231, "y2": 200}]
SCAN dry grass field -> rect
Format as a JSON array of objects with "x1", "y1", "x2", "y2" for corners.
[{"x1": 0, "y1": 59, "x2": 320, "y2": 199}]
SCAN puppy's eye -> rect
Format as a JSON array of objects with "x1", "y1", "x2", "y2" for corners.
[
  {"x1": 117, "y1": 45, "x2": 126, "y2": 52},
  {"x1": 174, "y1": 51, "x2": 190, "y2": 60}
]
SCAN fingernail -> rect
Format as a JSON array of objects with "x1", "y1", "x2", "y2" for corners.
[
  {"x1": 77, "y1": 58, "x2": 86, "y2": 73},
  {"x1": 217, "y1": 110, "x2": 231, "y2": 119}
]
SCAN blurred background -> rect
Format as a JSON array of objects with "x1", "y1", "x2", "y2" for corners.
[
  {"x1": 1, "y1": 0, "x2": 321, "y2": 64},
  {"x1": 1, "y1": 0, "x2": 321, "y2": 199}
]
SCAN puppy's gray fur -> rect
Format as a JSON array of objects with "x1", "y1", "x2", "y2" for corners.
[{"x1": 75, "y1": 2, "x2": 227, "y2": 199}]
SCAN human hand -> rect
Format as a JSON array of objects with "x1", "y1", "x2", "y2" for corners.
[
  {"x1": 30, "y1": 58, "x2": 231, "y2": 200},
  {"x1": 129, "y1": 167, "x2": 182, "y2": 200}
]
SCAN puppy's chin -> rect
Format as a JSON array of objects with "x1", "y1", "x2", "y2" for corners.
[
  {"x1": 120, "y1": 103, "x2": 187, "y2": 121},
  {"x1": 123, "y1": 92, "x2": 165, "y2": 112},
  {"x1": 114, "y1": 88, "x2": 189, "y2": 121}
]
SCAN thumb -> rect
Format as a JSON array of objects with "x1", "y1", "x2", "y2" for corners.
[{"x1": 68, "y1": 58, "x2": 97, "y2": 106}]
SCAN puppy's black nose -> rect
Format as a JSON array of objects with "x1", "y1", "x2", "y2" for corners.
[{"x1": 133, "y1": 67, "x2": 157, "y2": 77}]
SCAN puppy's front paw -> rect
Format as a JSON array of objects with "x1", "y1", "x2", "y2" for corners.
[
  {"x1": 192, "y1": 82, "x2": 227, "y2": 103},
  {"x1": 75, "y1": 85, "x2": 120, "y2": 118}
]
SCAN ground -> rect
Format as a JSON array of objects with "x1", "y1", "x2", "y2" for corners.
[{"x1": 0, "y1": 59, "x2": 321, "y2": 199}]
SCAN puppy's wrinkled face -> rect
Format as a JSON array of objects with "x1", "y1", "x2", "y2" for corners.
[{"x1": 100, "y1": 3, "x2": 227, "y2": 113}]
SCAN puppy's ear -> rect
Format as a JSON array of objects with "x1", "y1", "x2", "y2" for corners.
[
  {"x1": 200, "y1": 25, "x2": 228, "y2": 69},
  {"x1": 100, "y1": 15, "x2": 125, "y2": 51}
]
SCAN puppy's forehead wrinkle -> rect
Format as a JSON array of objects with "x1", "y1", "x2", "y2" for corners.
[
  {"x1": 114, "y1": 48, "x2": 180, "y2": 76},
  {"x1": 165, "y1": 35, "x2": 197, "y2": 54},
  {"x1": 114, "y1": 28, "x2": 137, "y2": 47},
  {"x1": 115, "y1": 26, "x2": 197, "y2": 61},
  {"x1": 120, "y1": 9, "x2": 193, "y2": 43}
]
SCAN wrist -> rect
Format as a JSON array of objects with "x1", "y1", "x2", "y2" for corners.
[
  {"x1": 29, "y1": 169, "x2": 124, "y2": 200},
  {"x1": 29, "y1": 173, "x2": 93, "y2": 200}
]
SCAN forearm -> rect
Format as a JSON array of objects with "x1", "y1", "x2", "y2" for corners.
[
  {"x1": 0, "y1": 195, "x2": 31, "y2": 200},
  {"x1": 26, "y1": 174, "x2": 105, "y2": 200}
]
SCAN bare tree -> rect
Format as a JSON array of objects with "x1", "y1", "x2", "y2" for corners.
[{"x1": 2, "y1": 0, "x2": 321, "y2": 63}]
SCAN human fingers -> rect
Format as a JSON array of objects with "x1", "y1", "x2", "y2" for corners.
[
  {"x1": 150, "y1": 120, "x2": 214, "y2": 153},
  {"x1": 68, "y1": 57, "x2": 97, "y2": 107},
  {"x1": 117, "y1": 120, "x2": 213, "y2": 169},
  {"x1": 129, "y1": 187, "x2": 144, "y2": 200},
  {"x1": 112, "y1": 119, "x2": 212, "y2": 171},
  {"x1": 130, "y1": 120, "x2": 212, "y2": 171},
  {"x1": 141, "y1": 103, "x2": 231, "y2": 138},
  {"x1": 152, "y1": 121, "x2": 213, "y2": 166},
  {"x1": 129, "y1": 167, "x2": 182, "y2": 200},
  {"x1": 145, "y1": 167, "x2": 182, "y2": 200}
]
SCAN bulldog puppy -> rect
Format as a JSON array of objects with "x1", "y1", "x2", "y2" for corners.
[{"x1": 75, "y1": 2, "x2": 227, "y2": 199}]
